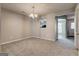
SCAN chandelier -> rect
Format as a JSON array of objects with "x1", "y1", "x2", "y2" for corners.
[{"x1": 29, "y1": 4, "x2": 38, "y2": 19}]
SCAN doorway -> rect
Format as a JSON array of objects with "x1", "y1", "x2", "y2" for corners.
[
  {"x1": 58, "y1": 17, "x2": 66, "y2": 39},
  {"x1": 56, "y1": 15, "x2": 75, "y2": 49}
]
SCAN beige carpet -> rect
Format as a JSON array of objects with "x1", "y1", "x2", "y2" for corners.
[{"x1": 1, "y1": 38, "x2": 77, "y2": 56}]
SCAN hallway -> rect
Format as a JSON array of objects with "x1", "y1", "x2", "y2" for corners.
[
  {"x1": 57, "y1": 35, "x2": 74, "y2": 49},
  {"x1": 57, "y1": 15, "x2": 74, "y2": 49}
]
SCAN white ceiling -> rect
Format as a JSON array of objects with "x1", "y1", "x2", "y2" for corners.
[{"x1": 1, "y1": 3, "x2": 76, "y2": 16}]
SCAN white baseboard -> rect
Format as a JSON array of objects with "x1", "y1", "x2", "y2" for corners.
[
  {"x1": 0, "y1": 35, "x2": 55, "y2": 46},
  {"x1": 31, "y1": 36, "x2": 40, "y2": 39},
  {"x1": 32, "y1": 36, "x2": 55, "y2": 42},
  {"x1": 40, "y1": 38, "x2": 55, "y2": 42},
  {"x1": 0, "y1": 36, "x2": 32, "y2": 46}
]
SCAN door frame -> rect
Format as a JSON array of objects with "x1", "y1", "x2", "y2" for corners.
[{"x1": 55, "y1": 15, "x2": 67, "y2": 41}]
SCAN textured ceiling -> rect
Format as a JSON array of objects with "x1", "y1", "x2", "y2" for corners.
[{"x1": 1, "y1": 3, "x2": 76, "y2": 16}]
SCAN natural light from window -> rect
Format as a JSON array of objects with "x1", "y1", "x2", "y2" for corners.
[{"x1": 71, "y1": 22, "x2": 74, "y2": 29}]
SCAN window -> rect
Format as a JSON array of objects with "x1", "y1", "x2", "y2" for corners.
[{"x1": 71, "y1": 22, "x2": 74, "y2": 29}]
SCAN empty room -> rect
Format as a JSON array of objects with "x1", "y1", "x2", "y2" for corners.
[{"x1": 0, "y1": 3, "x2": 79, "y2": 56}]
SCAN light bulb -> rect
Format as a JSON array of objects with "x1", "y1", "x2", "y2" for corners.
[
  {"x1": 34, "y1": 14, "x2": 38, "y2": 18},
  {"x1": 29, "y1": 13, "x2": 38, "y2": 19},
  {"x1": 29, "y1": 13, "x2": 33, "y2": 17}
]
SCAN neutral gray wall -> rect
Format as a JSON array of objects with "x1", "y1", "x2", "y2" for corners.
[
  {"x1": 0, "y1": 4, "x2": 2, "y2": 52},
  {"x1": 32, "y1": 13, "x2": 56, "y2": 41},
  {"x1": 75, "y1": 4, "x2": 79, "y2": 49},
  {"x1": 67, "y1": 19, "x2": 74, "y2": 37},
  {"x1": 0, "y1": 8, "x2": 32, "y2": 44}
]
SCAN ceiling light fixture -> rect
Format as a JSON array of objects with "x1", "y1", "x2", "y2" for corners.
[{"x1": 29, "y1": 4, "x2": 38, "y2": 19}]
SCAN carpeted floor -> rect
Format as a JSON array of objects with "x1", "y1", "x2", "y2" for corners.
[
  {"x1": 1, "y1": 38, "x2": 78, "y2": 56},
  {"x1": 57, "y1": 37, "x2": 74, "y2": 49}
]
